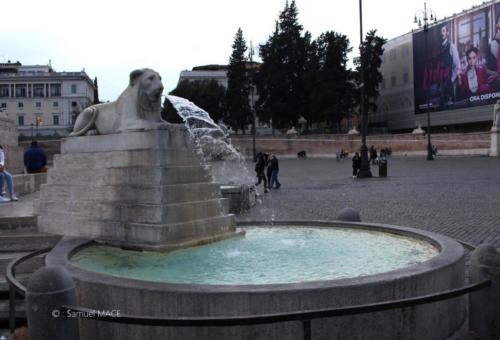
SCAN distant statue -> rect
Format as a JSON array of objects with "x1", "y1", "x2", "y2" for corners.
[
  {"x1": 286, "y1": 126, "x2": 298, "y2": 136},
  {"x1": 70, "y1": 68, "x2": 168, "y2": 136},
  {"x1": 494, "y1": 100, "x2": 500, "y2": 129},
  {"x1": 412, "y1": 121, "x2": 425, "y2": 134}
]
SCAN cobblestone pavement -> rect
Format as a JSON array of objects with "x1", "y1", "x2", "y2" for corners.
[{"x1": 239, "y1": 156, "x2": 500, "y2": 249}]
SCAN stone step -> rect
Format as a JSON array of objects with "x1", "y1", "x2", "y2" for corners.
[
  {"x1": 0, "y1": 216, "x2": 37, "y2": 233},
  {"x1": 0, "y1": 233, "x2": 60, "y2": 252},
  {"x1": 37, "y1": 198, "x2": 228, "y2": 225},
  {"x1": 46, "y1": 165, "x2": 212, "y2": 187},
  {"x1": 0, "y1": 252, "x2": 45, "y2": 275},
  {"x1": 36, "y1": 182, "x2": 222, "y2": 205},
  {"x1": 39, "y1": 213, "x2": 236, "y2": 245},
  {"x1": 53, "y1": 148, "x2": 202, "y2": 169}
]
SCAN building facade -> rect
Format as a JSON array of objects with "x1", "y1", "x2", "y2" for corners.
[
  {"x1": 0, "y1": 61, "x2": 97, "y2": 137},
  {"x1": 375, "y1": 0, "x2": 499, "y2": 133}
]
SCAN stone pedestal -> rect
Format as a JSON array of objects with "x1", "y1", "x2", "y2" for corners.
[
  {"x1": 0, "y1": 115, "x2": 23, "y2": 174},
  {"x1": 491, "y1": 127, "x2": 499, "y2": 157},
  {"x1": 36, "y1": 126, "x2": 237, "y2": 251}
]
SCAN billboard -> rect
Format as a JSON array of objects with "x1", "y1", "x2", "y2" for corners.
[{"x1": 413, "y1": 2, "x2": 500, "y2": 114}]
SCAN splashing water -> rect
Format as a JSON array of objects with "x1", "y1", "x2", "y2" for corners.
[{"x1": 165, "y1": 95, "x2": 254, "y2": 186}]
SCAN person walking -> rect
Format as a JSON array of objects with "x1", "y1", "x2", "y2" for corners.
[
  {"x1": 269, "y1": 154, "x2": 281, "y2": 189},
  {"x1": 24, "y1": 141, "x2": 47, "y2": 173},
  {"x1": 0, "y1": 145, "x2": 19, "y2": 202},
  {"x1": 254, "y1": 152, "x2": 269, "y2": 193},
  {"x1": 352, "y1": 152, "x2": 361, "y2": 178},
  {"x1": 266, "y1": 153, "x2": 272, "y2": 189}
]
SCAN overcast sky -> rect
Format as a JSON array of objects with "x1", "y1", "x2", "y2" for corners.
[{"x1": 0, "y1": 0, "x2": 489, "y2": 101}]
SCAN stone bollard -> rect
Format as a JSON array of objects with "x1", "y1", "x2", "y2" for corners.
[
  {"x1": 337, "y1": 208, "x2": 361, "y2": 222},
  {"x1": 469, "y1": 244, "x2": 500, "y2": 340},
  {"x1": 26, "y1": 266, "x2": 79, "y2": 340}
]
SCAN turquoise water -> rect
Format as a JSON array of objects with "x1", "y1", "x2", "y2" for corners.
[{"x1": 71, "y1": 227, "x2": 439, "y2": 285}]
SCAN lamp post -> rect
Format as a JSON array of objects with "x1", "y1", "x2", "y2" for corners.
[
  {"x1": 249, "y1": 41, "x2": 257, "y2": 161},
  {"x1": 357, "y1": 0, "x2": 372, "y2": 178},
  {"x1": 415, "y1": 2, "x2": 437, "y2": 161}
]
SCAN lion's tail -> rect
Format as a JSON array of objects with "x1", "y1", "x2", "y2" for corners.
[{"x1": 69, "y1": 106, "x2": 98, "y2": 136}]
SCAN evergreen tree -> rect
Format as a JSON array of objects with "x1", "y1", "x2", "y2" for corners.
[
  {"x1": 310, "y1": 32, "x2": 356, "y2": 132},
  {"x1": 355, "y1": 30, "x2": 386, "y2": 116},
  {"x1": 257, "y1": 0, "x2": 311, "y2": 130},
  {"x1": 163, "y1": 79, "x2": 226, "y2": 123},
  {"x1": 225, "y1": 28, "x2": 251, "y2": 133}
]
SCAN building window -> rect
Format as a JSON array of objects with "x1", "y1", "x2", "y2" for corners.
[
  {"x1": 0, "y1": 85, "x2": 9, "y2": 98},
  {"x1": 18, "y1": 102, "x2": 24, "y2": 108},
  {"x1": 389, "y1": 49, "x2": 396, "y2": 62},
  {"x1": 33, "y1": 84, "x2": 44, "y2": 97},
  {"x1": 403, "y1": 72, "x2": 409, "y2": 84},
  {"x1": 53, "y1": 115, "x2": 59, "y2": 125},
  {"x1": 391, "y1": 76, "x2": 397, "y2": 87},
  {"x1": 71, "y1": 84, "x2": 77, "y2": 94},
  {"x1": 0, "y1": 103, "x2": 6, "y2": 108},
  {"x1": 15, "y1": 85, "x2": 27, "y2": 98},
  {"x1": 53, "y1": 101, "x2": 59, "y2": 108},
  {"x1": 50, "y1": 84, "x2": 61, "y2": 97},
  {"x1": 401, "y1": 45, "x2": 409, "y2": 57},
  {"x1": 36, "y1": 102, "x2": 42, "y2": 108},
  {"x1": 18, "y1": 116, "x2": 24, "y2": 126}
]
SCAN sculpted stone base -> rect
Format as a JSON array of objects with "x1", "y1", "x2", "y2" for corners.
[
  {"x1": 491, "y1": 127, "x2": 499, "y2": 157},
  {"x1": 36, "y1": 126, "x2": 237, "y2": 251}
]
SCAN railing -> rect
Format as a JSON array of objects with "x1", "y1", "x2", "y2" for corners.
[
  {"x1": 5, "y1": 245, "x2": 492, "y2": 340},
  {"x1": 5, "y1": 247, "x2": 53, "y2": 334}
]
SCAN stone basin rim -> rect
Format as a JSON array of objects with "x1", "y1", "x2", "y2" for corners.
[{"x1": 46, "y1": 220, "x2": 464, "y2": 293}]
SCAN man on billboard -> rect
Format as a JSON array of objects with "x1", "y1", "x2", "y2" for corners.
[
  {"x1": 489, "y1": 15, "x2": 500, "y2": 73},
  {"x1": 439, "y1": 25, "x2": 461, "y2": 105},
  {"x1": 458, "y1": 47, "x2": 491, "y2": 97}
]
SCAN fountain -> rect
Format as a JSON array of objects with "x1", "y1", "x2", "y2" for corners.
[{"x1": 38, "y1": 69, "x2": 466, "y2": 339}]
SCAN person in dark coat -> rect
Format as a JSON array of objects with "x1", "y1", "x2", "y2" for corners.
[
  {"x1": 255, "y1": 152, "x2": 268, "y2": 193},
  {"x1": 352, "y1": 152, "x2": 361, "y2": 178},
  {"x1": 24, "y1": 141, "x2": 47, "y2": 173},
  {"x1": 269, "y1": 154, "x2": 281, "y2": 189}
]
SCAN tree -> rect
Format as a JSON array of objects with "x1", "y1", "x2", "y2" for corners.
[
  {"x1": 225, "y1": 28, "x2": 251, "y2": 132},
  {"x1": 256, "y1": 0, "x2": 311, "y2": 130},
  {"x1": 355, "y1": 30, "x2": 387, "y2": 116},
  {"x1": 163, "y1": 79, "x2": 226, "y2": 123},
  {"x1": 309, "y1": 31, "x2": 356, "y2": 131}
]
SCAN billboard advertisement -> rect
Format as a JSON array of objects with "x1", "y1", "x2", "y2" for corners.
[{"x1": 413, "y1": 2, "x2": 500, "y2": 114}]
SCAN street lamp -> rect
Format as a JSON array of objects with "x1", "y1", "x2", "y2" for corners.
[
  {"x1": 249, "y1": 41, "x2": 257, "y2": 161},
  {"x1": 415, "y1": 2, "x2": 437, "y2": 161},
  {"x1": 357, "y1": 0, "x2": 372, "y2": 178}
]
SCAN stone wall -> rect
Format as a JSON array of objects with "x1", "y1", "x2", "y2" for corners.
[
  {"x1": 0, "y1": 115, "x2": 23, "y2": 173},
  {"x1": 230, "y1": 131, "x2": 491, "y2": 157}
]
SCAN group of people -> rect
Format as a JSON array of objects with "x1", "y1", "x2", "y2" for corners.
[
  {"x1": 369, "y1": 145, "x2": 391, "y2": 165},
  {"x1": 255, "y1": 152, "x2": 281, "y2": 193},
  {"x1": 0, "y1": 141, "x2": 47, "y2": 203}
]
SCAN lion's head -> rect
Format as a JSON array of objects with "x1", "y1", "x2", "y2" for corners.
[{"x1": 129, "y1": 68, "x2": 164, "y2": 114}]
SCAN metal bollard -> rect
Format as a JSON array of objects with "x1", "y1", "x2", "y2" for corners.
[
  {"x1": 469, "y1": 244, "x2": 500, "y2": 340},
  {"x1": 26, "y1": 266, "x2": 79, "y2": 340}
]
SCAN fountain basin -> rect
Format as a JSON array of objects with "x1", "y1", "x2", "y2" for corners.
[{"x1": 46, "y1": 221, "x2": 466, "y2": 340}]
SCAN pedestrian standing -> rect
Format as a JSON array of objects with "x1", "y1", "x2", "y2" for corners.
[
  {"x1": 269, "y1": 154, "x2": 281, "y2": 189},
  {"x1": 255, "y1": 152, "x2": 269, "y2": 193},
  {"x1": 352, "y1": 152, "x2": 361, "y2": 178},
  {"x1": 0, "y1": 145, "x2": 19, "y2": 202}
]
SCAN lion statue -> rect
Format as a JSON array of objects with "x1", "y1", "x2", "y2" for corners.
[{"x1": 70, "y1": 68, "x2": 169, "y2": 136}]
